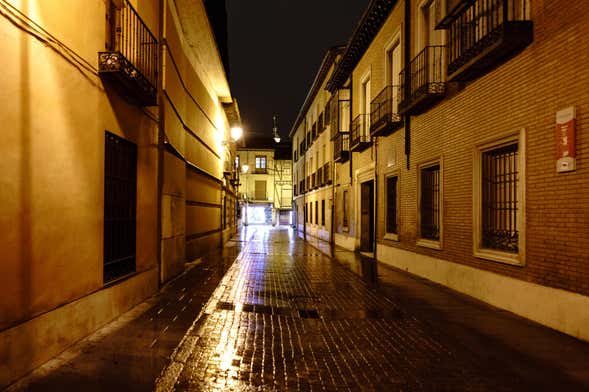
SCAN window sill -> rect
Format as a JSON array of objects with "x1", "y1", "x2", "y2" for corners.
[
  {"x1": 416, "y1": 238, "x2": 442, "y2": 250},
  {"x1": 383, "y1": 233, "x2": 399, "y2": 241},
  {"x1": 474, "y1": 248, "x2": 524, "y2": 266}
]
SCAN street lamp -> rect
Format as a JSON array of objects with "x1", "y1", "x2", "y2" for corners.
[
  {"x1": 242, "y1": 164, "x2": 249, "y2": 173},
  {"x1": 230, "y1": 126, "x2": 243, "y2": 141},
  {"x1": 272, "y1": 115, "x2": 281, "y2": 144}
]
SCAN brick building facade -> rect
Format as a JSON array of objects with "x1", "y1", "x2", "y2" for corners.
[{"x1": 295, "y1": 0, "x2": 589, "y2": 341}]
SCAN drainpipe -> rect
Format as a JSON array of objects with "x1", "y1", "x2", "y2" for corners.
[
  {"x1": 156, "y1": 0, "x2": 166, "y2": 287},
  {"x1": 303, "y1": 118, "x2": 307, "y2": 241},
  {"x1": 404, "y1": 0, "x2": 412, "y2": 170},
  {"x1": 373, "y1": 136, "x2": 378, "y2": 255}
]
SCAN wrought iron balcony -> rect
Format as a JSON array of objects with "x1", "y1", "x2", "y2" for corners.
[
  {"x1": 334, "y1": 132, "x2": 350, "y2": 163},
  {"x1": 350, "y1": 114, "x2": 371, "y2": 152},
  {"x1": 398, "y1": 45, "x2": 446, "y2": 115},
  {"x1": 323, "y1": 162, "x2": 332, "y2": 185},
  {"x1": 370, "y1": 85, "x2": 404, "y2": 137},
  {"x1": 444, "y1": 0, "x2": 533, "y2": 81},
  {"x1": 99, "y1": 0, "x2": 158, "y2": 106}
]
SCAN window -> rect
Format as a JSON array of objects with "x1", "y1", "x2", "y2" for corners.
[
  {"x1": 309, "y1": 203, "x2": 312, "y2": 224},
  {"x1": 255, "y1": 155, "x2": 267, "y2": 170},
  {"x1": 321, "y1": 200, "x2": 326, "y2": 226},
  {"x1": 385, "y1": 176, "x2": 399, "y2": 237},
  {"x1": 343, "y1": 190, "x2": 349, "y2": 228},
  {"x1": 315, "y1": 201, "x2": 318, "y2": 225},
  {"x1": 474, "y1": 131, "x2": 525, "y2": 265},
  {"x1": 104, "y1": 132, "x2": 137, "y2": 283},
  {"x1": 418, "y1": 162, "x2": 441, "y2": 248},
  {"x1": 304, "y1": 203, "x2": 307, "y2": 223}
]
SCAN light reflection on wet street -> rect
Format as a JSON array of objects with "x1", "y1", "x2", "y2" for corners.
[
  {"x1": 155, "y1": 226, "x2": 579, "y2": 391},
  {"x1": 13, "y1": 226, "x2": 589, "y2": 391}
]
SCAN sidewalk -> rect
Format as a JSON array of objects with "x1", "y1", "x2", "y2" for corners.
[
  {"x1": 6, "y1": 234, "x2": 247, "y2": 392},
  {"x1": 9, "y1": 226, "x2": 589, "y2": 391}
]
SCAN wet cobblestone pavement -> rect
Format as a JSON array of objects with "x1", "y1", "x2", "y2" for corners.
[
  {"x1": 155, "y1": 227, "x2": 589, "y2": 391},
  {"x1": 10, "y1": 226, "x2": 589, "y2": 391}
]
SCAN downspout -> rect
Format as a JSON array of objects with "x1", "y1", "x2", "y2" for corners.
[
  {"x1": 404, "y1": 0, "x2": 412, "y2": 170},
  {"x1": 303, "y1": 118, "x2": 307, "y2": 241},
  {"x1": 330, "y1": 144, "x2": 336, "y2": 247},
  {"x1": 156, "y1": 0, "x2": 166, "y2": 287},
  {"x1": 373, "y1": 136, "x2": 378, "y2": 254}
]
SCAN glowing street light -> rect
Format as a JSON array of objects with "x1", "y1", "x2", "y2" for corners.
[
  {"x1": 242, "y1": 164, "x2": 249, "y2": 173},
  {"x1": 272, "y1": 115, "x2": 281, "y2": 144},
  {"x1": 230, "y1": 126, "x2": 243, "y2": 141}
]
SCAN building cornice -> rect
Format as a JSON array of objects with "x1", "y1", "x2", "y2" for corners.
[{"x1": 326, "y1": 0, "x2": 397, "y2": 92}]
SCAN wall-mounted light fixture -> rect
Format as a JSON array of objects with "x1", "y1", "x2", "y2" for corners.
[{"x1": 242, "y1": 164, "x2": 249, "y2": 173}]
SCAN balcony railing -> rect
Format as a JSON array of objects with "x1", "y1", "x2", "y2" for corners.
[
  {"x1": 370, "y1": 85, "x2": 404, "y2": 137},
  {"x1": 350, "y1": 114, "x2": 371, "y2": 152},
  {"x1": 398, "y1": 45, "x2": 446, "y2": 115},
  {"x1": 99, "y1": 0, "x2": 158, "y2": 106},
  {"x1": 445, "y1": 0, "x2": 533, "y2": 81},
  {"x1": 334, "y1": 132, "x2": 350, "y2": 163},
  {"x1": 323, "y1": 162, "x2": 332, "y2": 185},
  {"x1": 254, "y1": 168, "x2": 267, "y2": 174}
]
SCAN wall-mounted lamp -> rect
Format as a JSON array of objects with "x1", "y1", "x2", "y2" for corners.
[
  {"x1": 242, "y1": 164, "x2": 249, "y2": 173},
  {"x1": 231, "y1": 126, "x2": 243, "y2": 141}
]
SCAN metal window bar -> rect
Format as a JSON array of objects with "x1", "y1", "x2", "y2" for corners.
[
  {"x1": 482, "y1": 143, "x2": 518, "y2": 252},
  {"x1": 420, "y1": 164, "x2": 440, "y2": 240},
  {"x1": 114, "y1": 0, "x2": 158, "y2": 88},
  {"x1": 386, "y1": 176, "x2": 398, "y2": 234},
  {"x1": 104, "y1": 132, "x2": 137, "y2": 283}
]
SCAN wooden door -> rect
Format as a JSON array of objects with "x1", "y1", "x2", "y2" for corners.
[{"x1": 360, "y1": 181, "x2": 374, "y2": 252}]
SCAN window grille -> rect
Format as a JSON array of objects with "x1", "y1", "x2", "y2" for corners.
[
  {"x1": 104, "y1": 132, "x2": 137, "y2": 283},
  {"x1": 482, "y1": 143, "x2": 519, "y2": 252},
  {"x1": 386, "y1": 176, "x2": 398, "y2": 234},
  {"x1": 420, "y1": 164, "x2": 440, "y2": 241}
]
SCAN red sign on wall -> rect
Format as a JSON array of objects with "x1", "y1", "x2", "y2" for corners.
[{"x1": 555, "y1": 107, "x2": 576, "y2": 173}]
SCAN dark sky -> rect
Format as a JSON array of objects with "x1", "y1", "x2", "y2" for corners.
[{"x1": 226, "y1": 0, "x2": 368, "y2": 140}]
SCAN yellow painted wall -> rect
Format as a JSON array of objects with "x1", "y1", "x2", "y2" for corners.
[{"x1": 0, "y1": 0, "x2": 159, "y2": 385}]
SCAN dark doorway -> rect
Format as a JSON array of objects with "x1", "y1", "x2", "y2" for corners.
[
  {"x1": 360, "y1": 180, "x2": 374, "y2": 252},
  {"x1": 104, "y1": 132, "x2": 137, "y2": 283}
]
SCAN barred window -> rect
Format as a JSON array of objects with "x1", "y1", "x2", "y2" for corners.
[
  {"x1": 420, "y1": 164, "x2": 440, "y2": 241},
  {"x1": 386, "y1": 176, "x2": 398, "y2": 234},
  {"x1": 482, "y1": 143, "x2": 519, "y2": 252}
]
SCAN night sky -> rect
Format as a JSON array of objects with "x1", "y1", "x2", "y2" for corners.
[{"x1": 226, "y1": 0, "x2": 368, "y2": 140}]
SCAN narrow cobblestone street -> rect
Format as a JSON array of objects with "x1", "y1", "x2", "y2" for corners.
[{"x1": 11, "y1": 226, "x2": 589, "y2": 391}]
